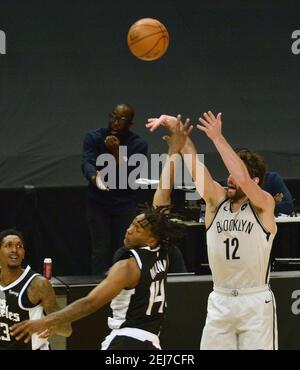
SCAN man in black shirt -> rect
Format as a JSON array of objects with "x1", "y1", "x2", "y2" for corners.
[
  {"x1": 81, "y1": 103, "x2": 148, "y2": 275},
  {"x1": 10, "y1": 116, "x2": 191, "y2": 350}
]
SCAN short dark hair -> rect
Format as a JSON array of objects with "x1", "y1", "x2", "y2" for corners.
[
  {"x1": 114, "y1": 103, "x2": 134, "y2": 122},
  {"x1": 236, "y1": 149, "x2": 267, "y2": 186},
  {"x1": 0, "y1": 229, "x2": 25, "y2": 248},
  {"x1": 137, "y1": 204, "x2": 185, "y2": 256}
]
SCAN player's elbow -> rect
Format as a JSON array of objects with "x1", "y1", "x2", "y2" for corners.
[
  {"x1": 65, "y1": 324, "x2": 73, "y2": 337},
  {"x1": 153, "y1": 194, "x2": 171, "y2": 208},
  {"x1": 55, "y1": 323, "x2": 72, "y2": 337}
]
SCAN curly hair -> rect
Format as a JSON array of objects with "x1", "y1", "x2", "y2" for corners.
[
  {"x1": 137, "y1": 204, "x2": 186, "y2": 256},
  {"x1": 236, "y1": 149, "x2": 267, "y2": 186}
]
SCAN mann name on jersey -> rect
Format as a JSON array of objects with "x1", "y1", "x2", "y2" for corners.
[{"x1": 150, "y1": 260, "x2": 167, "y2": 280}]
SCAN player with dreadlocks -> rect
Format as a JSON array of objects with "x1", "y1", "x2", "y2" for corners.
[{"x1": 10, "y1": 115, "x2": 192, "y2": 350}]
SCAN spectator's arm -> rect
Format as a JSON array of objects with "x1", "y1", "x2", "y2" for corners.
[
  {"x1": 273, "y1": 175, "x2": 294, "y2": 215},
  {"x1": 81, "y1": 133, "x2": 98, "y2": 182}
]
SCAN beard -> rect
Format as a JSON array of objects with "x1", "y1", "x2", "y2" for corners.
[{"x1": 227, "y1": 187, "x2": 246, "y2": 201}]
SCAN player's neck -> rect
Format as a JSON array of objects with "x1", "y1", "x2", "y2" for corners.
[
  {"x1": 230, "y1": 196, "x2": 248, "y2": 212},
  {"x1": 0, "y1": 267, "x2": 24, "y2": 286}
]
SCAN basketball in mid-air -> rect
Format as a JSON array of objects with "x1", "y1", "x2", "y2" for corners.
[{"x1": 127, "y1": 18, "x2": 169, "y2": 61}]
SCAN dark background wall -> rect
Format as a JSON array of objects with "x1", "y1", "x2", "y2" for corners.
[{"x1": 0, "y1": 0, "x2": 299, "y2": 187}]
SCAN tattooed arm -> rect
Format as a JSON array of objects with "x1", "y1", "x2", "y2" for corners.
[{"x1": 27, "y1": 276, "x2": 72, "y2": 337}]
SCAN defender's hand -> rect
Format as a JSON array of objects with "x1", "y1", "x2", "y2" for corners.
[
  {"x1": 163, "y1": 115, "x2": 193, "y2": 155},
  {"x1": 146, "y1": 115, "x2": 179, "y2": 133}
]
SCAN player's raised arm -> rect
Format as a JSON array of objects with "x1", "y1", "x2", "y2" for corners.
[
  {"x1": 147, "y1": 114, "x2": 226, "y2": 208},
  {"x1": 153, "y1": 115, "x2": 192, "y2": 208},
  {"x1": 197, "y1": 111, "x2": 275, "y2": 215}
]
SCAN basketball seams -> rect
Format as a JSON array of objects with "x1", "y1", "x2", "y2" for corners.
[
  {"x1": 127, "y1": 18, "x2": 169, "y2": 61},
  {"x1": 141, "y1": 36, "x2": 168, "y2": 59},
  {"x1": 130, "y1": 23, "x2": 162, "y2": 30},
  {"x1": 130, "y1": 18, "x2": 164, "y2": 29},
  {"x1": 128, "y1": 31, "x2": 168, "y2": 47},
  {"x1": 157, "y1": 23, "x2": 169, "y2": 56}
]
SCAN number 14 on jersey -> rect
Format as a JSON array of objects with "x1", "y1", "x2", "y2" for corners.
[{"x1": 146, "y1": 280, "x2": 165, "y2": 315}]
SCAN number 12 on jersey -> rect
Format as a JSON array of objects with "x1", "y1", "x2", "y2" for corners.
[
  {"x1": 146, "y1": 280, "x2": 166, "y2": 315},
  {"x1": 224, "y1": 238, "x2": 240, "y2": 260}
]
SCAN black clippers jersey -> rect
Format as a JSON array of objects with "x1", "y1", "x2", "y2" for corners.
[
  {"x1": 0, "y1": 266, "x2": 48, "y2": 350},
  {"x1": 108, "y1": 246, "x2": 168, "y2": 335}
]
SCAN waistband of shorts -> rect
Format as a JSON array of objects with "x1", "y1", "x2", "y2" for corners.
[
  {"x1": 213, "y1": 284, "x2": 269, "y2": 296},
  {"x1": 101, "y1": 327, "x2": 161, "y2": 350}
]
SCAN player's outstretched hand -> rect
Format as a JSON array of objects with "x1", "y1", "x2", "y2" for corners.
[
  {"x1": 146, "y1": 114, "x2": 179, "y2": 133},
  {"x1": 10, "y1": 319, "x2": 49, "y2": 343},
  {"x1": 197, "y1": 111, "x2": 222, "y2": 142},
  {"x1": 163, "y1": 114, "x2": 193, "y2": 154}
]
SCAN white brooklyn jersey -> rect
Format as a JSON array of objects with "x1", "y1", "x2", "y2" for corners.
[{"x1": 206, "y1": 199, "x2": 276, "y2": 289}]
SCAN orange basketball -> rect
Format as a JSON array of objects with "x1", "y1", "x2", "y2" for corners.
[{"x1": 127, "y1": 18, "x2": 169, "y2": 61}]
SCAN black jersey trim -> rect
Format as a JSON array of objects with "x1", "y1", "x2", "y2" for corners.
[
  {"x1": 229, "y1": 199, "x2": 248, "y2": 213},
  {"x1": 130, "y1": 249, "x2": 142, "y2": 270},
  {"x1": 270, "y1": 288, "x2": 277, "y2": 350},
  {"x1": 265, "y1": 254, "x2": 272, "y2": 285},
  {"x1": 206, "y1": 198, "x2": 228, "y2": 231},
  {"x1": 249, "y1": 202, "x2": 271, "y2": 239}
]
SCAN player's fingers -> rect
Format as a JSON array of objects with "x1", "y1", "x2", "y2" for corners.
[
  {"x1": 198, "y1": 117, "x2": 210, "y2": 127},
  {"x1": 207, "y1": 111, "x2": 216, "y2": 121},
  {"x1": 38, "y1": 329, "x2": 50, "y2": 339},
  {"x1": 10, "y1": 323, "x2": 23, "y2": 336},
  {"x1": 196, "y1": 124, "x2": 208, "y2": 132},
  {"x1": 183, "y1": 118, "x2": 191, "y2": 129},
  {"x1": 203, "y1": 112, "x2": 213, "y2": 124},
  {"x1": 24, "y1": 334, "x2": 32, "y2": 344},
  {"x1": 146, "y1": 121, "x2": 160, "y2": 132},
  {"x1": 15, "y1": 330, "x2": 27, "y2": 341},
  {"x1": 187, "y1": 125, "x2": 193, "y2": 135}
]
